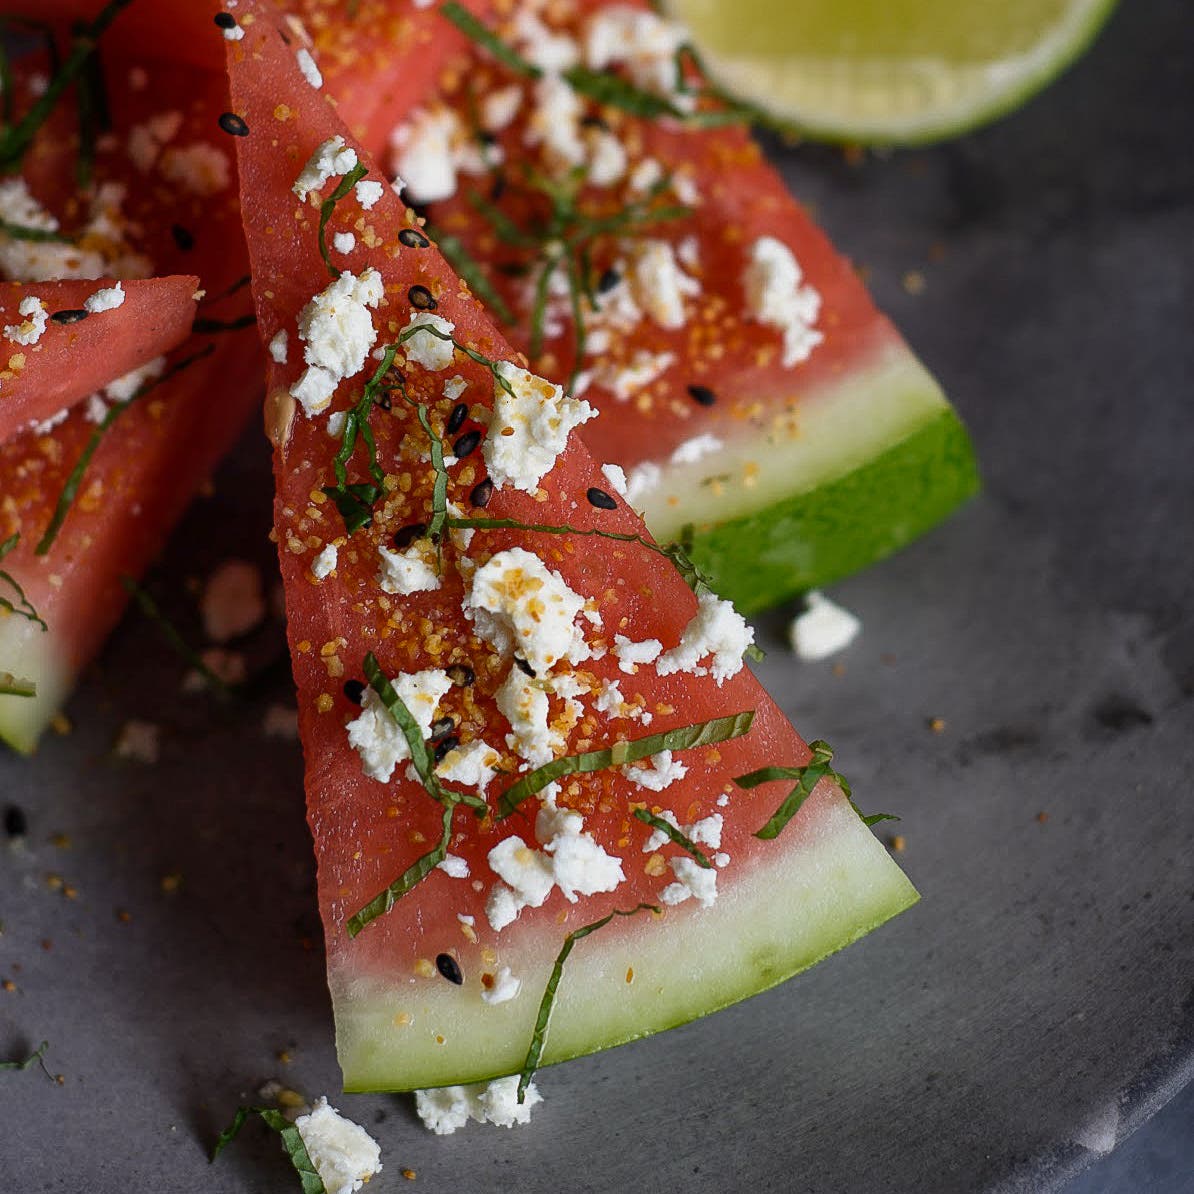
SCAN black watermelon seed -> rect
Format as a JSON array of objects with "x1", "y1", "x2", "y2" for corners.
[
  {"x1": 687, "y1": 384, "x2": 717, "y2": 407},
  {"x1": 597, "y1": 267, "x2": 621, "y2": 294},
  {"x1": 408, "y1": 285, "x2": 436, "y2": 311},
  {"x1": 586, "y1": 486, "x2": 617, "y2": 510},
  {"x1": 398, "y1": 228, "x2": 430, "y2": 249},
  {"x1": 469, "y1": 478, "x2": 494, "y2": 509},
  {"x1": 343, "y1": 679, "x2": 366, "y2": 706},
  {"x1": 50, "y1": 308, "x2": 88, "y2": 325},
  {"x1": 452, "y1": 429, "x2": 481, "y2": 458},
  {"x1": 490, "y1": 172, "x2": 507, "y2": 202},
  {"x1": 446, "y1": 402, "x2": 469, "y2": 435},
  {"x1": 170, "y1": 224, "x2": 195, "y2": 251},
  {"x1": 213, "y1": 12, "x2": 236, "y2": 28},
  {"x1": 4, "y1": 804, "x2": 28, "y2": 838},
  {"x1": 433, "y1": 735, "x2": 460, "y2": 764},
  {"x1": 447, "y1": 664, "x2": 475, "y2": 687},
  {"x1": 218, "y1": 112, "x2": 250, "y2": 137},
  {"x1": 436, "y1": 953, "x2": 464, "y2": 985},
  {"x1": 513, "y1": 657, "x2": 536, "y2": 678},
  {"x1": 580, "y1": 113, "x2": 610, "y2": 131},
  {"x1": 429, "y1": 717, "x2": 456, "y2": 743},
  {"x1": 392, "y1": 523, "x2": 427, "y2": 549}
]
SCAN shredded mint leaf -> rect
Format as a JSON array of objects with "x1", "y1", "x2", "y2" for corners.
[
  {"x1": 35, "y1": 344, "x2": 215, "y2": 556},
  {"x1": 0, "y1": 533, "x2": 46, "y2": 630},
  {"x1": 440, "y1": 2, "x2": 541, "y2": 80},
  {"x1": 735, "y1": 741, "x2": 858, "y2": 839},
  {"x1": 363, "y1": 652, "x2": 446, "y2": 803},
  {"x1": 498, "y1": 711, "x2": 755, "y2": 819},
  {"x1": 425, "y1": 222, "x2": 514, "y2": 324},
  {"x1": 0, "y1": 672, "x2": 36, "y2": 698},
  {"x1": 318, "y1": 161, "x2": 369, "y2": 279},
  {"x1": 211, "y1": 1104, "x2": 327, "y2": 1194},
  {"x1": 0, "y1": 1040, "x2": 48, "y2": 1072},
  {"x1": 632, "y1": 807, "x2": 711, "y2": 868},
  {"x1": 563, "y1": 65, "x2": 686, "y2": 121},
  {"x1": 411, "y1": 402, "x2": 449, "y2": 544},
  {"x1": 518, "y1": 904, "x2": 659, "y2": 1103},
  {"x1": 396, "y1": 321, "x2": 517, "y2": 398},
  {"x1": 0, "y1": 219, "x2": 71, "y2": 243}
]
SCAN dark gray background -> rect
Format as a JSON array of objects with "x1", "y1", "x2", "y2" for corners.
[{"x1": 2, "y1": 0, "x2": 1191, "y2": 1189}]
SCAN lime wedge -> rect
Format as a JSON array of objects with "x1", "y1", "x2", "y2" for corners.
[{"x1": 663, "y1": 0, "x2": 1118, "y2": 143}]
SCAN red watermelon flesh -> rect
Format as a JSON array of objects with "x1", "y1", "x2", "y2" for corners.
[
  {"x1": 0, "y1": 276, "x2": 199, "y2": 443},
  {"x1": 228, "y1": 0, "x2": 916, "y2": 1093},
  {"x1": 0, "y1": 49, "x2": 263, "y2": 752}
]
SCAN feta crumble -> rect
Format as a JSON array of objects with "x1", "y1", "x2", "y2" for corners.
[
  {"x1": 222, "y1": 22, "x2": 244, "y2": 40},
  {"x1": 742, "y1": 235, "x2": 823, "y2": 368},
  {"x1": 670, "y1": 432, "x2": 723, "y2": 466},
  {"x1": 435, "y1": 739, "x2": 500, "y2": 795},
  {"x1": 481, "y1": 85, "x2": 523, "y2": 133},
  {"x1": 354, "y1": 179, "x2": 384, "y2": 209},
  {"x1": 484, "y1": 361, "x2": 596, "y2": 493},
  {"x1": 622, "y1": 749, "x2": 688, "y2": 792},
  {"x1": 332, "y1": 230, "x2": 356, "y2": 255},
  {"x1": 660, "y1": 855, "x2": 719, "y2": 908},
  {"x1": 788, "y1": 590, "x2": 862, "y2": 661},
  {"x1": 263, "y1": 328, "x2": 288, "y2": 365},
  {"x1": 414, "y1": 1076, "x2": 542, "y2": 1135},
  {"x1": 104, "y1": 355, "x2": 165, "y2": 402},
  {"x1": 591, "y1": 348, "x2": 675, "y2": 402},
  {"x1": 584, "y1": 6, "x2": 690, "y2": 99},
  {"x1": 293, "y1": 1098, "x2": 382, "y2": 1194},
  {"x1": 628, "y1": 240, "x2": 699, "y2": 330},
  {"x1": 623, "y1": 461, "x2": 662, "y2": 506},
  {"x1": 83, "y1": 283, "x2": 125, "y2": 314},
  {"x1": 442, "y1": 374, "x2": 468, "y2": 401},
  {"x1": 437, "y1": 853, "x2": 470, "y2": 879},
  {"x1": 311, "y1": 543, "x2": 338, "y2": 580},
  {"x1": 390, "y1": 107, "x2": 463, "y2": 204},
  {"x1": 293, "y1": 135, "x2": 359, "y2": 202},
  {"x1": 600, "y1": 462, "x2": 628, "y2": 497},
  {"x1": 494, "y1": 668, "x2": 557, "y2": 769},
  {"x1": 158, "y1": 143, "x2": 231, "y2": 197},
  {"x1": 612, "y1": 634, "x2": 663, "y2": 674},
  {"x1": 481, "y1": 965, "x2": 522, "y2": 1005},
  {"x1": 401, "y1": 311, "x2": 456, "y2": 371},
  {"x1": 656, "y1": 591, "x2": 754, "y2": 685},
  {"x1": 3, "y1": 296, "x2": 48, "y2": 345},
  {"x1": 296, "y1": 47, "x2": 323, "y2": 89},
  {"x1": 377, "y1": 541, "x2": 440, "y2": 595},
  {"x1": 346, "y1": 669, "x2": 453, "y2": 783}
]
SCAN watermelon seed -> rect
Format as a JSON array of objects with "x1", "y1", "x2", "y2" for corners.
[
  {"x1": 398, "y1": 228, "x2": 430, "y2": 249},
  {"x1": 436, "y1": 953, "x2": 464, "y2": 985},
  {"x1": 433, "y1": 735, "x2": 460, "y2": 764},
  {"x1": 171, "y1": 224, "x2": 195, "y2": 252},
  {"x1": 581, "y1": 113, "x2": 611, "y2": 132},
  {"x1": 597, "y1": 267, "x2": 621, "y2": 295},
  {"x1": 217, "y1": 112, "x2": 250, "y2": 137},
  {"x1": 343, "y1": 679, "x2": 366, "y2": 706},
  {"x1": 490, "y1": 172, "x2": 507, "y2": 202},
  {"x1": 586, "y1": 487, "x2": 617, "y2": 510},
  {"x1": 513, "y1": 657, "x2": 536, "y2": 678},
  {"x1": 446, "y1": 403, "x2": 469, "y2": 435},
  {"x1": 393, "y1": 523, "x2": 428, "y2": 549},
  {"x1": 4, "y1": 805, "x2": 27, "y2": 838},
  {"x1": 452, "y1": 429, "x2": 481, "y2": 458},
  {"x1": 687, "y1": 384, "x2": 717, "y2": 407},
  {"x1": 50, "y1": 309, "x2": 88, "y2": 325},
  {"x1": 469, "y1": 478, "x2": 494, "y2": 508},
  {"x1": 408, "y1": 285, "x2": 437, "y2": 311},
  {"x1": 213, "y1": 12, "x2": 236, "y2": 28},
  {"x1": 447, "y1": 664, "x2": 475, "y2": 687},
  {"x1": 429, "y1": 717, "x2": 456, "y2": 743}
]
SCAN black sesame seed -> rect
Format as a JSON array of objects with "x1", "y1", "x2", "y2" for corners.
[
  {"x1": 397, "y1": 228, "x2": 430, "y2": 249},
  {"x1": 218, "y1": 111, "x2": 250, "y2": 137},
  {"x1": 433, "y1": 735, "x2": 460, "y2": 764},
  {"x1": 446, "y1": 402, "x2": 469, "y2": 435},
  {"x1": 469, "y1": 478, "x2": 494, "y2": 509},
  {"x1": 687, "y1": 383, "x2": 717, "y2": 407},
  {"x1": 392, "y1": 523, "x2": 428, "y2": 549},
  {"x1": 597, "y1": 267, "x2": 621, "y2": 295},
  {"x1": 452, "y1": 429, "x2": 481, "y2": 458},
  {"x1": 213, "y1": 12, "x2": 236, "y2": 28},
  {"x1": 343, "y1": 679, "x2": 366, "y2": 706},
  {"x1": 4, "y1": 804, "x2": 27, "y2": 838},
  {"x1": 436, "y1": 953, "x2": 464, "y2": 985},
  {"x1": 447, "y1": 664, "x2": 475, "y2": 687},
  {"x1": 50, "y1": 308, "x2": 88, "y2": 325},
  {"x1": 586, "y1": 486, "x2": 617, "y2": 510},
  {"x1": 429, "y1": 716, "x2": 456, "y2": 743},
  {"x1": 408, "y1": 285, "x2": 437, "y2": 311},
  {"x1": 171, "y1": 224, "x2": 195, "y2": 251},
  {"x1": 513, "y1": 656, "x2": 536, "y2": 678}
]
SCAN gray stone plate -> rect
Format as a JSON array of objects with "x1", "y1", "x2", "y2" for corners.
[{"x1": 2, "y1": 2, "x2": 1190, "y2": 1190}]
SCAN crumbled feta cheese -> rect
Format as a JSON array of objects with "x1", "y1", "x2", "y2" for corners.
[
  {"x1": 584, "y1": 6, "x2": 689, "y2": 98},
  {"x1": 628, "y1": 157, "x2": 664, "y2": 194},
  {"x1": 544, "y1": 825, "x2": 625, "y2": 901},
  {"x1": 200, "y1": 560, "x2": 265, "y2": 642},
  {"x1": 293, "y1": 135, "x2": 359, "y2": 201},
  {"x1": 677, "y1": 235, "x2": 701, "y2": 270},
  {"x1": 435, "y1": 739, "x2": 500, "y2": 796},
  {"x1": 671, "y1": 170, "x2": 701, "y2": 207},
  {"x1": 114, "y1": 719, "x2": 159, "y2": 764},
  {"x1": 716, "y1": 792, "x2": 730, "y2": 808},
  {"x1": 513, "y1": 8, "x2": 581, "y2": 73},
  {"x1": 488, "y1": 835, "x2": 555, "y2": 910},
  {"x1": 660, "y1": 855, "x2": 719, "y2": 908},
  {"x1": 377, "y1": 541, "x2": 440, "y2": 595},
  {"x1": 293, "y1": 1098, "x2": 382, "y2": 1194},
  {"x1": 623, "y1": 461, "x2": 661, "y2": 506},
  {"x1": 296, "y1": 47, "x2": 323, "y2": 89},
  {"x1": 628, "y1": 240, "x2": 699, "y2": 330},
  {"x1": 268, "y1": 328, "x2": 288, "y2": 363},
  {"x1": 346, "y1": 669, "x2": 453, "y2": 783},
  {"x1": 714, "y1": 851, "x2": 730, "y2": 868},
  {"x1": 442, "y1": 374, "x2": 468, "y2": 401},
  {"x1": 485, "y1": 882, "x2": 523, "y2": 932},
  {"x1": 401, "y1": 311, "x2": 456, "y2": 371},
  {"x1": 742, "y1": 235, "x2": 823, "y2": 368},
  {"x1": 481, "y1": 965, "x2": 521, "y2": 1005},
  {"x1": 354, "y1": 179, "x2": 384, "y2": 209},
  {"x1": 83, "y1": 283, "x2": 125, "y2": 314},
  {"x1": 481, "y1": 85, "x2": 523, "y2": 132},
  {"x1": 586, "y1": 129, "x2": 627, "y2": 187},
  {"x1": 788, "y1": 590, "x2": 861, "y2": 661},
  {"x1": 390, "y1": 107, "x2": 462, "y2": 204},
  {"x1": 126, "y1": 110, "x2": 183, "y2": 172},
  {"x1": 687, "y1": 813, "x2": 723, "y2": 848},
  {"x1": 670, "y1": 432, "x2": 724, "y2": 466},
  {"x1": 83, "y1": 394, "x2": 109, "y2": 424},
  {"x1": 593, "y1": 678, "x2": 626, "y2": 719},
  {"x1": 494, "y1": 668, "x2": 557, "y2": 768},
  {"x1": 262, "y1": 704, "x2": 299, "y2": 739},
  {"x1": 222, "y1": 22, "x2": 244, "y2": 39},
  {"x1": 414, "y1": 1076, "x2": 542, "y2": 1135},
  {"x1": 524, "y1": 74, "x2": 584, "y2": 170},
  {"x1": 465, "y1": 547, "x2": 594, "y2": 674},
  {"x1": 657, "y1": 591, "x2": 754, "y2": 684},
  {"x1": 600, "y1": 462, "x2": 628, "y2": 497},
  {"x1": 104, "y1": 355, "x2": 165, "y2": 403},
  {"x1": 158, "y1": 143, "x2": 231, "y2": 197},
  {"x1": 622, "y1": 749, "x2": 688, "y2": 792},
  {"x1": 29, "y1": 407, "x2": 69, "y2": 436},
  {"x1": 326, "y1": 410, "x2": 346, "y2": 437},
  {"x1": 641, "y1": 809, "x2": 680, "y2": 852},
  {"x1": 311, "y1": 543, "x2": 338, "y2": 580},
  {"x1": 612, "y1": 634, "x2": 662, "y2": 674},
  {"x1": 332, "y1": 230, "x2": 356, "y2": 254},
  {"x1": 437, "y1": 853, "x2": 470, "y2": 879},
  {"x1": 591, "y1": 348, "x2": 675, "y2": 402},
  {"x1": 3, "y1": 296, "x2": 48, "y2": 345},
  {"x1": 484, "y1": 361, "x2": 596, "y2": 493}
]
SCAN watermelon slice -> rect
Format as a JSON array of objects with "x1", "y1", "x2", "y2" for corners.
[
  {"x1": 0, "y1": 42, "x2": 262, "y2": 752},
  {"x1": 228, "y1": 0, "x2": 916, "y2": 1093},
  {"x1": 269, "y1": 0, "x2": 977, "y2": 613},
  {"x1": 0, "y1": 276, "x2": 199, "y2": 442}
]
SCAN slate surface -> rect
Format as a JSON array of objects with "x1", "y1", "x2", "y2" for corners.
[{"x1": 2, "y1": 1, "x2": 1191, "y2": 1190}]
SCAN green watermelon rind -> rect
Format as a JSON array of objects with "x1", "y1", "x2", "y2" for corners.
[
  {"x1": 333, "y1": 787, "x2": 918, "y2": 1093},
  {"x1": 0, "y1": 619, "x2": 65, "y2": 755}
]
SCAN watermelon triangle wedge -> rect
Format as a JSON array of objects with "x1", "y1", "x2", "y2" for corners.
[{"x1": 227, "y1": 0, "x2": 917, "y2": 1094}]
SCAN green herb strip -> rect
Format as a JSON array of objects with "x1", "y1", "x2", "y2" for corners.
[
  {"x1": 518, "y1": 904, "x2": 659, "y2": 1103},
  {"x1": 363, "y1": 652, "x2": 444, "y2": 802},
  {"x1": 211, "y1": 1105, "x2": 327, "y2": 1193},
  {"x1": 412, "y1": 402, "x2": 449, "y2": 543},
  {"x1": 0, "y1": 1040, "x2": 48, "y2": 1072},
  {"x1": 396, "y1": 321, "x2": 517, "y2": 398},
  {"x1": 0, "y1": 672, "x2": 36, "y2": 698},
  {"x1": 35, "y1": 344, "x2": 214, "y2": 556},
  {"x1": 318, "y1": 161, "x2": 369, "y2": 280},
  {"x1": 0, "y1": 0, "x2": 135, "y2": 170},
  {"x1": 440, "y1": 2, "x2": 541, "y2": 80},
  {"x1": 632, "y1": 807, "x2": 711, "y2": 868},
  {"x1": 0, "y1": 533, "x2": 46, "y2": 630},
  {"x1": 497, "y1": 711, "x2": 754, "y2": 819},
  {"x1": 0, "y1": 219, "x2": 71, "y2": 243}
]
